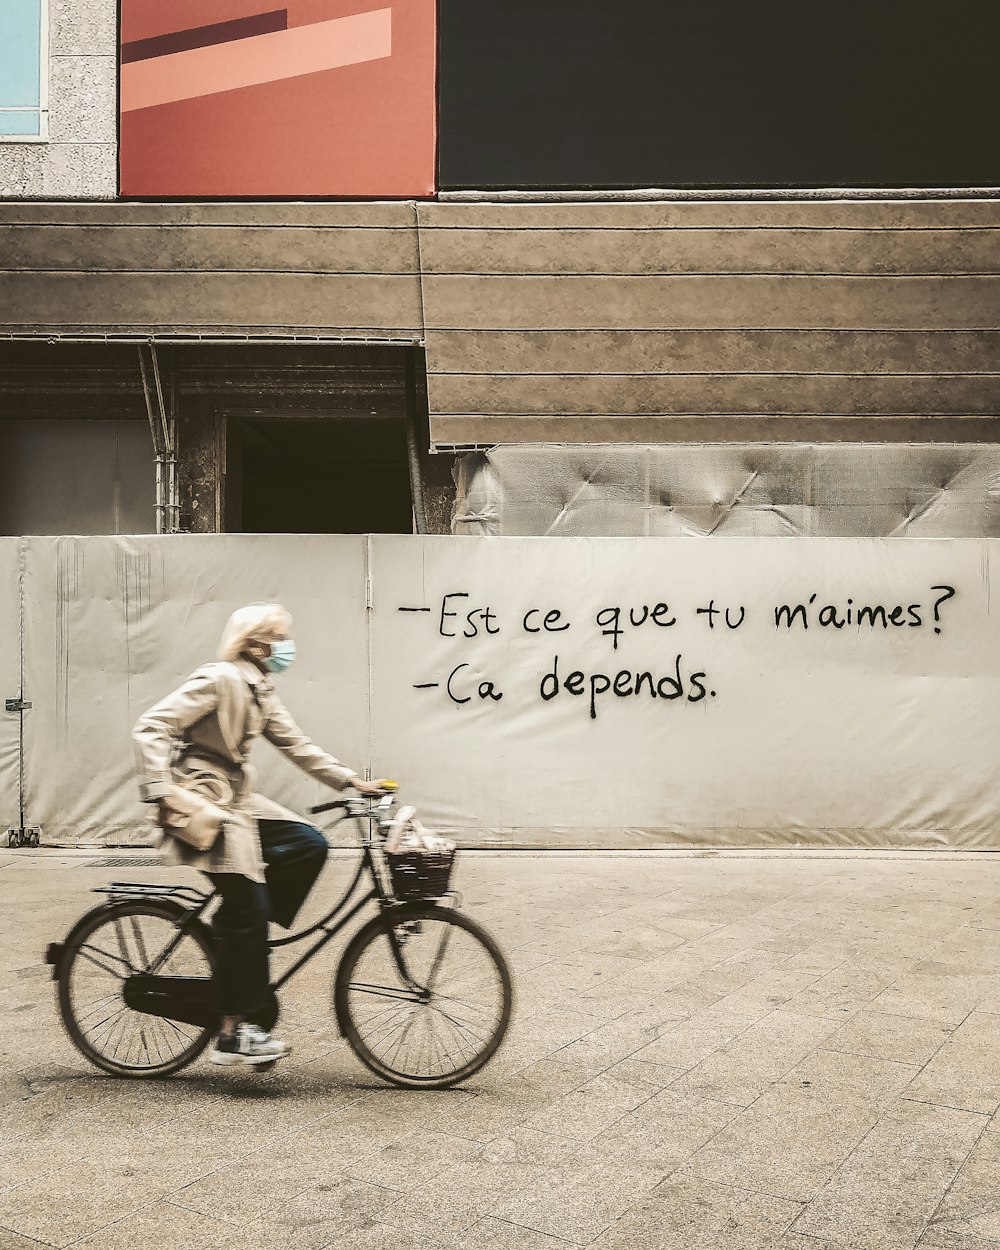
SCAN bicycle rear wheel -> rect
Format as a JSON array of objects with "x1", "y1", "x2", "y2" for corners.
[
  {"x1": 334, "y1": 903, "x2": 512, "y2": 1089},
  {"x1": 57, "y1": 898, "x2": 216, "y2": 1078}
]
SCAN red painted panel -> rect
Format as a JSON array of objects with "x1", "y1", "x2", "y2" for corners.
[{"x1": 119, "y1": 0, "x2": 436, "y2": 198}]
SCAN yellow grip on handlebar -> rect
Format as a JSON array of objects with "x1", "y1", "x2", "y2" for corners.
[{"x1": 379, "y1": 779, "x2": 399, "y2": 792}]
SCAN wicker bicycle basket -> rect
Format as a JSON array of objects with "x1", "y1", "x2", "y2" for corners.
[{"x1": 385, "y1": 846, "x2": 456, "y2": 902}]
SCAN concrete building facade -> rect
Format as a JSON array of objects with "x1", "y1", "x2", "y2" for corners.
[{"x1": 1, "y1": 0, "x2": 998, "y2": 541}]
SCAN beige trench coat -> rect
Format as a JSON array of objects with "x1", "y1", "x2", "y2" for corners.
[{"x1": 132, "y1": 658, "x2": 358, "y2": 882}]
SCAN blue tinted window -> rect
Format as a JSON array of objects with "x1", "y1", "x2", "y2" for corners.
[{"x1": 0, "y1": 0, "x2": 43, "y2": 137}]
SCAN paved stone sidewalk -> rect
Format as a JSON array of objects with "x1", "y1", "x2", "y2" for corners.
[{"x1": 4, "y1": 848, "x2": 1000, "y2": 1250}]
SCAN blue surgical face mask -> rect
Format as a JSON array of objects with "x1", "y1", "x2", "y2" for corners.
[{"x1": 265, "y1": 639, "x2": 296, "y2": 674}]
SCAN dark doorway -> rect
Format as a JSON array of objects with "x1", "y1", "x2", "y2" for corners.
[{"x1": 229, "y1": 413, "x2": 414, "y2": 534}]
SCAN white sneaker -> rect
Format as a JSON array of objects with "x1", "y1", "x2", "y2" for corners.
[{"x1": 209, "y1": 1023, "x2": 290, "y2": 1067}]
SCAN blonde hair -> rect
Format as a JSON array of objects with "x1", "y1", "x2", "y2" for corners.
[{"x1": 218, "y1": 603, "x2": 293, "y2": 662}]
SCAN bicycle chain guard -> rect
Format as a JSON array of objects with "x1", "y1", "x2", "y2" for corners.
[
  {"x1": 121, "y1": 977, "x2": 280, "y2": 1033},
  {"x1": 122, "y1": 975, "x2": 217, "y2": 1028}
]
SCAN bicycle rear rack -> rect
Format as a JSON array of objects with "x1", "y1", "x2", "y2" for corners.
[{"x1": 92, "y1": 881, "x2": 213, "y2": 907}]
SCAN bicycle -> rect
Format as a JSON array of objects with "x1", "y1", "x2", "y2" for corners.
[{"x1": 45, "y1": 791, "x2": 513, "y2": 1089}]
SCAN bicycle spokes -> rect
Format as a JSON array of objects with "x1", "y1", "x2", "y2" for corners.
[
  {"x1": 64, "y1": 905, "x2": 214, "y2": 1075},
  {"x1": 342, "y1": 912, "x2": 508, "y2": 1084}
]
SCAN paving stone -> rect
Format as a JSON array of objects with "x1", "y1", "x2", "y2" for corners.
[
  {"x1": 524, "y1": 1072, "x2": 652, "y2": 1141},
  {"x1": 591, "y1": 1085, "x2": 742, "y2": 1171},
  {"x1": 456, "y1": 1216, "x2": 577, "y2": 1249},
  {"x1": 578, "y1": 921, "x2": 689, "y2": 962},
  {"x1": 926, "y1": 1127, "x2": 1000, "y2": 1242},
  {"x1": 336, "y1": 1226, "x2": 450, "y2": 1250},
  {"x1": 0, "y1": 1161, "x2": 169, "y2": 1248},
  {"x1": 589, "y1": 1173, "x2": 803, "y2": 1249},
  {"x1": 69, "y1": 1201, "x2": 235, "y2": 1250},
  {"x1": 348, "y1": 1129, "x2": 483, "y2": 1190},
  {"x1": 918, "y1": 1228, "x2": 1000, "y2": 1249},
  {"x1": 710, "y1": 966, "x2": 828, "y2": 1016},
  {"x1": 509, "y1": 1007, "x2": 604, "y2": 1050},
  {"x1": 676, "y1": 963, "x2": 767, "y2": 1000},
  {"x1": 672, "y1": 1010, "x2": 840, "y2": 1107},
  {"x1": 407, "y1": 1072, "x2": 562, "y2": 1141},
  {"x1": 0, "y1": 1233, "x2": 61, "y2": 1250},
  {"x1": 599, "y1": 1056, "x2": 686, "y2": 1094},
  {"x1": 6, "y1": 853, "x2": 1000, "y2": 1250},
  {"x1": 241, "y1": 1177, "x2": 400, "y2": 1250},
  {"x1": 687, "y1": 1084, "x2": 881, "y2": 1203},
  {"x1": 169, "y1": 1151, "x2": 321, "y2": 1225},
  {"x1": 552, "y1": 1006, "x2": 681, "y2": 1071},
  {"x1": 779, "y1": 1047, "x2": 921, "y2": 1107},
  {"x1": 681, "y1": 923, "x2": 791, "y2": 969},
  {"x1": 904, "y1": 1012, "x2": 1000, "y2": 1115},
  {"x1": 539, "y1": 953, "x2": 647, "y2": 997},
  {"x1": 793, "y1": 1099, "x2": 988, "y2": 1249},
  {"x1": 478, "y1": 1127, "x2": 588, "y2": 1169},
  {"x1": 788, "y1": 963, "x2": 896, "y2": 1021},
  {"x1": 777, "y1": 1237, "x2": 850, "y2": 1250},
  {"x1": 488, "y1": 1156, "x2": 664, "y2": 1245},
  {"x1": 152, "y1": 1072, "x2": 355, "y2": 1140},
  {"x1": 824, "y1": 1009, "x2": 954, "y2": 1066},
  {"x1": 930, "y1": 928, "x2": 1000, "y2": 977},
  {"x1": 0, "y1": 1130, "x2": 94, "y2": 1194},
  {"x1": 642, "y1": 916, "x2": 722, "y2": 942},
  {"x1": 378, "y1": 1156, "x2": 541, "y2": 1238},
  {"x1": 872, "y1": 972, "x2": 997, "y2": 1026},
  {"x1": 592, "y1": 947, "x2": 709, "y2": 998},
  {"x1": 635, "y1": 1002, "x2": 763, "y2": 1071}
]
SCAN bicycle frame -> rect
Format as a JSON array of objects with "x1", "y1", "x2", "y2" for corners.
[
  {"x1": 270, "y1": 811, "x2": 390, "y2": 991},
  {"x1": 90, "y1": 799, "x2": 438, "y2": 998}
]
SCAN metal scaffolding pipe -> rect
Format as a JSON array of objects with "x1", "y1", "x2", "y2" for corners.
[
  {"x1": 137, "y1": 343, "x2": 180, "y2": 534},
  {"x1": 404, "y1": 348, "x2": 428, "y2": 535}
]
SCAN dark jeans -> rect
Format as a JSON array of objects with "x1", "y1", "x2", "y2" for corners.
[{"x1": 208, "y1": 818, "x2": 328, "y2": 1018}]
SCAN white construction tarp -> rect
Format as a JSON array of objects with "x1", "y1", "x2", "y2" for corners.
[
  {"x1": 370, "y1": 536, "x2": 999, "y2": 848},
  {"x1": 13, "y1": 533, "x2": 1000, "y2": 849},
  {"x1": 0, "y1": 539, "x2": 20, "y2": 835},
  {"x1": 22, "y1": 535, "x2": 368, "y2": 845}
]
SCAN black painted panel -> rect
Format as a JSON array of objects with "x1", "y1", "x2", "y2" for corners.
[{"x1": 438, "y1": 0, "x2": 1000, "y2": 189}]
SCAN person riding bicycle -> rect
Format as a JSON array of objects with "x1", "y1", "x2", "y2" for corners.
[{"x1": 132, "y1": 601, "x2": 385, "y2": 1068}]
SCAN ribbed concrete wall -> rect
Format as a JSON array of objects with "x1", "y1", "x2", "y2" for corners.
[
  {"x1": 1, "y1": 199, "x2": 998, "y2": 446},
  {"x1": 418, "y1": 200, "x2": 1000, "y2": 446},
  {"x1": 0, "y1": 203, "x2": 423, "y2": 337}
]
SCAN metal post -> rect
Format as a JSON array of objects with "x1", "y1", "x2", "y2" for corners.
[
  {"x1": 138, "y1": 344, "x2": 166, "y2": 534},
  {"x1": 138, "y1": 342, "x2": 180, "y2": 533},
  {"x1": 148, "y1": 343, "x2": 179, "y2": 533},
  {"x1": 404, "y1": 348, "x2": 428, "y2": 535}
]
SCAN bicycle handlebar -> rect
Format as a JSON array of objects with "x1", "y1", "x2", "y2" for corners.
[{"x1": 309, "y1": 791, "x2": 396, "y2": 817}]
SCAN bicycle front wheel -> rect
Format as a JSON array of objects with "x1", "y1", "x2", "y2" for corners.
[
  {"x1": 57, "y1": 899, "x2": 216, "y2": 1078},
  {"x1": 334, "y1": 903, "x2": 512, "y2": 1089}
]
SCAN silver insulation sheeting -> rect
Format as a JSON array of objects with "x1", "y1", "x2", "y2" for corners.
[{"x1": 452, "y1": 444, "x2": 1000, "y2": 538}]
